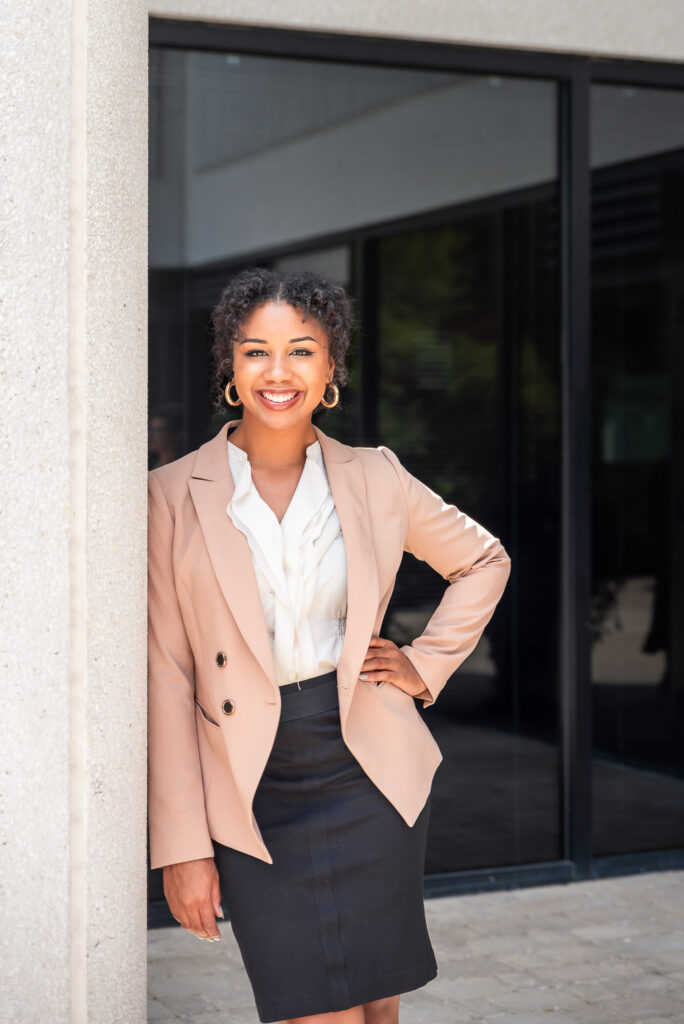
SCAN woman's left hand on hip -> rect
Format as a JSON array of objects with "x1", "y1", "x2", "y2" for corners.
[{"x1": 359, "y1": 635, "x2": 426, "y2": 696}]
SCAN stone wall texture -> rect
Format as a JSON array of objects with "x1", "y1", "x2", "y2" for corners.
[{"x1": 0, "y1": 1, "x2": 149, "y2": 1021}]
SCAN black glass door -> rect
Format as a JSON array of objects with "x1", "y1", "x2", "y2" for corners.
[
  {"x1": 589, "y1": 83, "x2": 684, "y2": 856},
  {"x1": 370, "y1": 195, "x2": 561, "y2": 871},
  {"x1": 148, "y1": 36, "x2": 561, "y2": 885}
]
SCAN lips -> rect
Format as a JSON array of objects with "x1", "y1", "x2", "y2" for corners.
[{"x1": 256, "y1": 390, "x2": 302, "y2": 411}]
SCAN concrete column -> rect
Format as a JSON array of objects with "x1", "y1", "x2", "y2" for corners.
[{"x1": 0, "y1": 1, "x2": 148, "y2": 1021}]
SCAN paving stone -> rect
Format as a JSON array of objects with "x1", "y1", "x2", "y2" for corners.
[
  {"x1": 491, "y1": 970, "x2": 539, "y2": 989},
  {"x1": 151, "y1": 993, "x2": 224, "y2": 1019},
  {"x1": 435, "y1": 955, "x2": 517, "y2": 978},
  {"x1": 619, "y1": 972, "x2": 684, "y2": 995},
  {"x1": 662, "y1": 969, "x2": 684, "y2": 984},
  {"x1": 572, "y1": 980, "x2": 625, "y2": 1004},
  {"x1": 148, "y1": 868, "x2": 684, "y2": 1023},
  {"x1": 392, "y1": 996, "x2": 478, "y2": 1023},
  {"x1": 483, "y1": 983, "x2": 588, "y2": 1013},
  {"x1": 560, "y1": 1006, "x2": 625, "y2": 1023},
  {"x1": 425, "y1": 974, "x2": 513, "y2": 1001},
  {"x1": 546, "y1": 958, "x2": 633, "y2": 983},
  {"x1": 181, "y1": 1015, "x2": 250, "y2": 1024},
  {"x1": 147, "y1": 997, "x2": 176, "y2": 1021},
  {"x1": 467, "y1": 1014, "x2": 577, "y2": 1024},
  {"x1": 571, "y1": 921, "x2": 644, "y2": 941},
  {"x1": 606, "y1": 993, "x2": 684, "y2": 1020},
  {"x1": 634, "y1": 1019, "x2": 682, "y2": 1024}
]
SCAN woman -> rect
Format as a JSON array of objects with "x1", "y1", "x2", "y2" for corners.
[{"x1": 147, "y1": 267, "x2": 511, "y2": 1024}]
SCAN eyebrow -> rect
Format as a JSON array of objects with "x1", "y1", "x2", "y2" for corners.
[{"x1": 239, "y1": 336, "x2": 320, "y2": 345}]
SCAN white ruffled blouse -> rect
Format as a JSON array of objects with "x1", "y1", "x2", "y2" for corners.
[{"x1": 226, "y1": 436, "x2": 348, "y2": 686}]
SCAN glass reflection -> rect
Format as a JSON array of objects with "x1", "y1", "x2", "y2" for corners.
[
  {"x1": 149, "y1": 43, "x2": 559, "y2": 876},
  {"x1": 590, "y1": 83, "x2": 684, "y2": 856},
  {"x1": 373, "y1": 201, "x2": 561, "y2": 871}
]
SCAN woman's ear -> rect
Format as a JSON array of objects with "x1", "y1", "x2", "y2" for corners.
[{"x1": 327, "y1": 357, "x2": 335, "y2": 382}]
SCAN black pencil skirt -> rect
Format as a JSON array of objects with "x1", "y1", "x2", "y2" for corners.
[{"x1": 211, "y1": 669, "x2": 438, "y2": 1023}]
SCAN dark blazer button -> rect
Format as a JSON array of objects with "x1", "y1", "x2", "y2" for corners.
[
  {"x1": 221, "y1": 698, "x2": 236, "y2": 716},
  {"x1": 216, "y1": 651, "x2": 227, "y2": 668}
]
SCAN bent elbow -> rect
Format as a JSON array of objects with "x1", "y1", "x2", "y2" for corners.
[
  {"x1": 447, "y1": 536, "x2": 512, "y2": 585},
  {"x1": 496, "y1": 540, "x2": 512, "y2": 575}
]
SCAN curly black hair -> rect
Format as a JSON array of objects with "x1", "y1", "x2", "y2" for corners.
[{"x1": 209, "y1": 266, "x2": 357, "y2": 414}]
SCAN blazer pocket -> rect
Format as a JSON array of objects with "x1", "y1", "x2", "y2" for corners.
[{"x1": 194, "y1": 696, "x2": 221, "y2": 729}]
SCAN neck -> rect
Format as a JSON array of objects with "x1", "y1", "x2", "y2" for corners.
[{"x1": 228, "y1": 412, "x2": 318, "y2": 470}]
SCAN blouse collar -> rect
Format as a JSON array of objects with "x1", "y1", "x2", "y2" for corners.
[
  {"x1": 225, "y1": 428, "x2": 332, "y2": 537},
  {"x1": 224, "y1": 428, "x2": 338, "y2": 609}
]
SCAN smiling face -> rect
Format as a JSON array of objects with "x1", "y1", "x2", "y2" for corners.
[{"x1": 231, "y1": 300, "x2": 334, "y2": 431}]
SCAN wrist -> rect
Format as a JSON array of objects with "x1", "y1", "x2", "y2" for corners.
[{"x1": 407, "y1": 669, "x2": 428, "y2": 698}]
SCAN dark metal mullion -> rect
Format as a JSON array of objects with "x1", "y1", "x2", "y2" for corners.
[
  {"x1": 558, "y1": 62, "x2": 593, "y2": 869},
  {"x1": 150, "y1": 17, "x2": 684, "y2": 92},
  {"x1": 149, "y1": 17, "x2": 585, "y2": 80},
  {"x1": 359, "y1": 238, "x2": 379, "y2": 447},
  {"x1": 590, "y1": 57, "x2": 684, "y2": 89},
  {"x1": 500, "y1": 204, "x2": 522, "y2": 847}
]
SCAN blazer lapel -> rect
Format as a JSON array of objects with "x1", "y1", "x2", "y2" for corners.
[
  {"x1": 187, "y1": 420, "x2": 380, "y2": 700},
  {"x1": 312, "y1": 425, "x2": 380, "y2": 694},
  {"x1": 188, "y1": 422, "x2": 277, "y2": 689}
]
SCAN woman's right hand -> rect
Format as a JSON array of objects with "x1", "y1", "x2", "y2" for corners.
[{"x1": 162, "y1": 856, "x2": 224, "y2": 940}]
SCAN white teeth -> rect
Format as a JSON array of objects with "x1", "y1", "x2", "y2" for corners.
[{"x1": 261, "y1": 391, "x2": 297, "y2": 403}]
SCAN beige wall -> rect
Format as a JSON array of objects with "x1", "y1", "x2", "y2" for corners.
[
  {"x1": 0, "y1": 0, "x2": 148, "y2": 1021},
  {"x1": 149, "y1": 0, "x2": 684, "y2": 63}
]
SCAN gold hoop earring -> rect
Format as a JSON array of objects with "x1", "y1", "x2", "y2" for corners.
[
  {"x1": 224, "y1": 378, "x2": 242, "y2": 407},
  {"x1": 320, "y1": 382, "x2": 339, "y2": 409}
]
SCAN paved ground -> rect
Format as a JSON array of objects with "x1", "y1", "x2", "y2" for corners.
[{"x1": 148, "y1": 869, "x2": 684, "y2": 1023}]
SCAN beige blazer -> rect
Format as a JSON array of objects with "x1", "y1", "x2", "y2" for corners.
[{"x1": 147, "y1": 420, "x2": 511, "y2": 871}]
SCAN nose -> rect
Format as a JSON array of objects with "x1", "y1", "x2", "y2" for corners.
[{"x1": 264, "y1": 350, "x2": 292, "y2": 383}]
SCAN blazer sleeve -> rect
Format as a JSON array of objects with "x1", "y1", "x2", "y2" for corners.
[
  {"x1": 379, "y1": 446, "x2": 511, "y2": 709},
  {"x1": 147, "y1": 471, "x2": 215, "y2": 869}
]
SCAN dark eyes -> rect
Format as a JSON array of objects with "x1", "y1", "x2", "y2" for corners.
[{"x1": 244, "y1": 348, "x2": 313, "y2": 357}]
